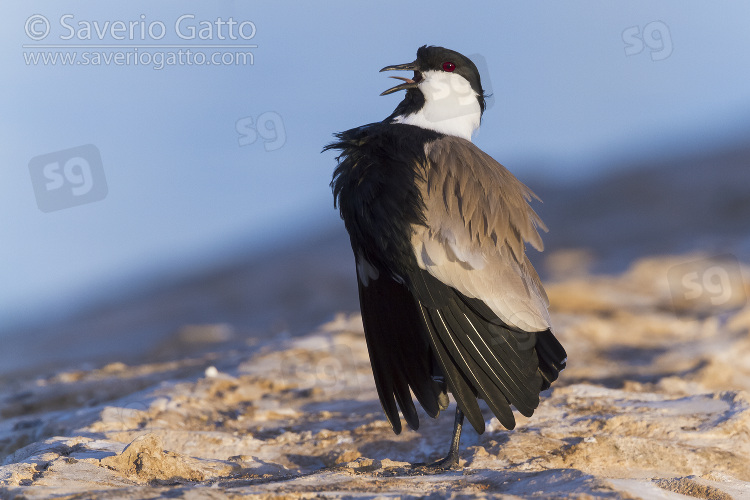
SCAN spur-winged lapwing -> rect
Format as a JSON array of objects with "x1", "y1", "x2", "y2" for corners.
[{"x1": 324, "y1": 45, "x2": 567, "y2": 469}]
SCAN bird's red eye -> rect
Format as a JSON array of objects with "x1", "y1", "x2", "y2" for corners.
[{"x1": 442, "y1": 61, "x2": 456, "y2": 72}]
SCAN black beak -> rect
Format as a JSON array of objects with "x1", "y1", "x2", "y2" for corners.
[{"x1": 379, "y1": 61, "x2": 421, "y2": 96}]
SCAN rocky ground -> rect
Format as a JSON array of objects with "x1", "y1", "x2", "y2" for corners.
[{"x1": 1, "y1": 253, "x2": 749, "y2": 499}]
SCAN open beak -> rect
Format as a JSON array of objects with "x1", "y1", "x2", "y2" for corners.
[{"x1": 379, "y1": 61, "x2": 422, "y2": 96}]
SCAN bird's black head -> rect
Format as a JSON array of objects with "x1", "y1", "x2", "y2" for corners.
[{"x1": 380, "y1": 46, "x2": 487, "y2": 136}]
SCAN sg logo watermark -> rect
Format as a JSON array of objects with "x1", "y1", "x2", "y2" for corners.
[
  {"x1": 622, "y1": 21, "x2": 673, "y2": 61},
  {"x1": 28, "y1": 144, "x2": 108, "y2": 212},
  {"x1": 236, "y1": 111, "x2": 286, "y2": 151},
  {"x1": 667, "y1": 255, "x2": 746, "y2": 312}
]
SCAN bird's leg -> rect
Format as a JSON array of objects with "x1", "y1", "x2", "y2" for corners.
[
  {"x1": 413, "y1": 407, "x2": 464, "y2": 470},
  {"x1": 430, "y1": 406, "x2": 464, "y2": 468}
]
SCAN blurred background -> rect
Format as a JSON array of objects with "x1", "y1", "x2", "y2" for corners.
[{"x1": 2, "y1": 1, "x2": 750, "y2": 379}]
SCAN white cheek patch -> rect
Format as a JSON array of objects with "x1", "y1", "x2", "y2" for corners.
[
  {"x1": 420, "y1": 71, "x2": 477, "y2": 120},
  {"x1": 393, "y1": 70, "x2": 481, "y2": 141}
]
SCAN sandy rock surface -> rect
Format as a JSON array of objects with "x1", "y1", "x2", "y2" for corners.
[{"x1": 2, "y1": 255, "x2": 750, "y2": 499}]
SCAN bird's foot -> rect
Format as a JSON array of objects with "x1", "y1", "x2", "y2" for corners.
[
  {"x1": 410, "y1": 452, "x2": 460, "y2": 473},
  {"x1": 409, "y1": 407, "x2": 465, "y2": 474}
]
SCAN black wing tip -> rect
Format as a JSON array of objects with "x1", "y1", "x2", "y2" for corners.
[
  {"x1": 536, "y1": 329, "x2": 567, "y2": 390},
  {"x1": 358, "y1": 274, "x2": 449, "y2": 437},
  {"x1": 388, "y1": 415, "x2": 403, "y2": 435}
]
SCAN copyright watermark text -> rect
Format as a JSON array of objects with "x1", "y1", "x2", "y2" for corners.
[{"x1": 23, "y1": 13, "x2": 257, "y2": 70}]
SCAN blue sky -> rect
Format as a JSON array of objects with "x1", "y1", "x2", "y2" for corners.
[{"x1": 2, "y1": 1, "x2": 750, "y2": 330}]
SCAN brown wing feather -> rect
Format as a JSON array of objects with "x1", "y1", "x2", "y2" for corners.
[{"x1": 412, "y1": 135, "x2": 551, "y2": 332}]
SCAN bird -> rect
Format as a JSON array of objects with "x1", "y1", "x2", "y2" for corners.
[{"x1": 324, "y1": 45, "x2": 567, "y2": 469}]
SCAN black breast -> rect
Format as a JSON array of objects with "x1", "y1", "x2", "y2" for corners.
[{"x1": 325, "y1": 122, "x2": 442, "y2": 277}]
